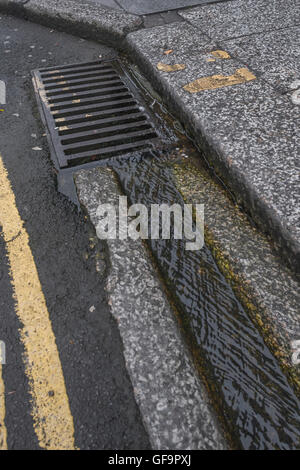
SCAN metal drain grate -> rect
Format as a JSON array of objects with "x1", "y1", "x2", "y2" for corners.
[{"x1": 32, "y1": 60, "x2": 159, "y2": 168}]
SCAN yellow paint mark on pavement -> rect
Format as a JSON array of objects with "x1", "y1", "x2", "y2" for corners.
[
  {"x1": 183, "y1": 67, "x2": 256, "y2": 93},
  {"x1": 0, "y1": 365, "x2": 7, "y2": 450},
  {"x1": 0, "y1": 156, "x2": 75, "y2": 450},
  {"x1": 211, "y1": 50, "x2": 231, "y2": 59},
  {"x1": 157, "y1": 62, "x2": 186, "y2": 72}
]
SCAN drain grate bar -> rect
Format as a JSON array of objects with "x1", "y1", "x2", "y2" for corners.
[
  {"x1": 41, "y1": 64, "x2": 115, "y2": 76},
  {"x1": 41, "y1": 66, "x2": 116, "y2": 79},
  {"x1": 65, "y1": 142, "x2": 154, "y2": 167},
  {"x1": 49, "y1": 85, "x2": 130, "y2": 102},
  {"x1": 40, "y1": 61, "x2": 114, "y2": 73},
  {"x1": 58, "y1": 114, "x2": 147, "y2": 136},
  {"x1": 54, "y1": 106, "x2": 143, "y2": 125},
  {"x1": 44, "y1": 76, "x2": 120, "y2": 90},
  {"x1": 51, "y1": 98, "x2": 136, "y2": 116},
  {"x1": 49, "y1": 90, "x2": 132, "y2": 109},
  {"x1": 45, "y1": 79, "x2": 121, "y2": 92},
  {"x1": 63, "y1": 128, "x2": 157, "y2": 155},
  {"x1": 42, "y1": 71, "x2": 118, "y2": 85},
  {"x1": 60, "y1": 120, "x2": 149, "y2": 143},
  {"x1": 33, "y1": 59, "x2": 159, "y2": 168},
  {"x1": 45, "y1": 81, "x2": 125, "y2": 98}
]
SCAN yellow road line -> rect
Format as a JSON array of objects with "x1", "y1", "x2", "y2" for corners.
[
  {"x1": 183, "y1": 67, "x2": 256, "y2": 93},
  {"x1": 0, "y1": 365, "x2": 7, "y2": 450},
  {"x1": 0, "y1": 155, "x2": 75, "y2": 450}
]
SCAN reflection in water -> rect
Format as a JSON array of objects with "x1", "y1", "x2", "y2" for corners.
[{"x1": 106, "y1": 151, "x2": 300, "y2": 450}]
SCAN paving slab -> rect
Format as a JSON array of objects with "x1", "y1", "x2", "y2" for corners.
[
  {"x1": 220, "y1": 26, "x2": 300, "y2": 94},
  {"x1": 101, "y1": 0, "x2": 226, "y2": 16},
  {"x1": 88, "y1": 0, "x2": 121, "y2": 10},
  {"x1": 179, "y1": 0, "x2": 300, "y2": 40},
  {"x1": 143, "y1": 11, "x2": 185, "y2": 28},
  {"x1": 75, "y1": 167, "x2": 227, "y2": 450},
  {"x1": 126, "y1": 21, "x2": 300, "y2": 272}
]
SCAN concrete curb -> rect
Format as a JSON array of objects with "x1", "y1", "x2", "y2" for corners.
[
  {"x1": 75, "y1": 167, "x2": 227, "y2": 450},
  {"x1": 0, "y1": 0, "x2": 142, "y2": 48},
  {"x1": 125, "y1": 25, "x2": 300, "y2": 274},
  {"x1": 172, "y1": 160, "x2": 300, "y2": 390}
]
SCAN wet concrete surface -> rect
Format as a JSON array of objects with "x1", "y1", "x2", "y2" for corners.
[
  {"x1": 1, "y1": 2, "x2": 299, "y2": 451},
  {"x1": 76, "y1": 167, "x2": 227, "y2": 450},
  {"x1": 180, "y1": 0, "x2": 300, "y2": 40},
  {"x1": 126, "y1": 16, "x2": 300, "y2": 273},
  {"x1": 103, "y1": 152, "x2": 300, "y2": 450},
  {"x1": 72, "y1": 59, "x2": 300, "y2": 448},
  {"x1": 171, "y1": 161, "x2": 300, "y2": 380},
  {"x1": 0, "y1": 13, "x2": 150, "y2": 449}
]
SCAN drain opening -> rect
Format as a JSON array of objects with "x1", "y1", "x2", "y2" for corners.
[{"x1": 33, "y1": 60, "x2": 160, "y2": 168}]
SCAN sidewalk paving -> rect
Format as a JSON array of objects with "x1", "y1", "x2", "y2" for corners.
[
  {"x1": 86, "y1": 0, "x2": 222, "y2": 15},
  {"x1": 1, "y1": 0, "x2": 298, "y2": 271},
  {"x1": 126, "y1": 0, "x2": 300, "y2": 273}
]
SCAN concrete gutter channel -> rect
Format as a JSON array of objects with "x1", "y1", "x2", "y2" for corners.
[
  {"x1": 75, "y1": 168, "x2": 227, "y2": 450},
  {"x1": 1, "y1": 0, "x2": 299, "y2": 449}
]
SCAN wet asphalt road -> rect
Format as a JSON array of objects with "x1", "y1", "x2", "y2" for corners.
[{"x1": 0, "y1": 13, "x2": 150, "y2": 450}]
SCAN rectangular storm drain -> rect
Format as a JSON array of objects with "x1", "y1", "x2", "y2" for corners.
[{"x1": 32, "y1": 60, "x2": 159, "y2": 168}]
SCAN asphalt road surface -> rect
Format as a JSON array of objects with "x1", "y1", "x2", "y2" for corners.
[{"x1": 0, "y1": 13, "x2": 150, "y2": 450}]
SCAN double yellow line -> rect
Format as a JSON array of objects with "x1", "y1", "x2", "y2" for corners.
[
  {"x1": 0, "y1": 155, "x2": 75, "y2": 450},
  {"x1": 0, "y1": 364, "x2": 6, "y2": 449}
]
